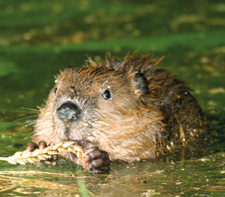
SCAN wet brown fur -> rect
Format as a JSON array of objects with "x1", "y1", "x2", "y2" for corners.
[{"x1": 33, "y1": 53, "x2": 210, "y2": 162}]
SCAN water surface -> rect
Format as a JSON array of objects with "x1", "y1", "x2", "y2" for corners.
[{"x1": 0, "y1": 0, "x2": 225, "y2": 196}]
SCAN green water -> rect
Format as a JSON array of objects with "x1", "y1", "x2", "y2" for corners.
[{"x1": 0, "y1": 0, "x2": 225, "y2": 196}]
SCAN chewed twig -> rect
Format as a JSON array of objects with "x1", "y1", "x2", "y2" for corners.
[{"x1": 0, "y1": 141, "x2": 84, "y2": 165}]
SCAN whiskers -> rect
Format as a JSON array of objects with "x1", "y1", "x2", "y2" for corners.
[
  {"x1": 13, "y1": 107, "x2": 39, "y2": 129},
  {"x1": 22, "y1": 119, "x2": 37, "y2": 128},
  {"x1": 20, "y1": 107, "x2": 39, "y2": 112},
  {"x1": 14, "y1": 116, "x2": 37, "y2": 129},
  {"x1": 14, "y1": 115, "x2": 39, "y2": 123}
]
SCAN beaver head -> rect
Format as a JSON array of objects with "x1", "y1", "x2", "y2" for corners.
[{"x1": 34, "y1": 55, "x2": 165, "y2": 161}]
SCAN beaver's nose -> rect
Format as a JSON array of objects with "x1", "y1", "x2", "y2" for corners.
[{"x1": 57, "y1": 102, "x2": 81, "y2": 121}]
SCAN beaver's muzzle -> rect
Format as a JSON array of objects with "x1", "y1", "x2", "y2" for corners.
[{"x1": 57, "y1": 101, "x2": 82, "y2": 122}]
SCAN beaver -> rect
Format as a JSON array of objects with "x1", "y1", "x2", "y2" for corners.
[{"x1": 27, "y1": 53, "x2": 210, "y2": 173}]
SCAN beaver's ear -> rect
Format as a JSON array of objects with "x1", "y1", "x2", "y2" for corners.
[{"x1": 132, "y1": 71, "x2": 149, "y2": 95}]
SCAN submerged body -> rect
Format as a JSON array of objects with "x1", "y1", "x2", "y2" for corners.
[{"x1": 32, "y1": 54, "x2": 209, "y2": 170}]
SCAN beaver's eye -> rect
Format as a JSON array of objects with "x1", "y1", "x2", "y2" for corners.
[
  {"x1": 70, "y1": 86, "x2": 75, "y2": 91},
  {"x1": 102, "y1": 89, "x2": 111, "y2": 100},
  {"x1": 54, "y1": 87, "x2": 58, "y2": 94}
]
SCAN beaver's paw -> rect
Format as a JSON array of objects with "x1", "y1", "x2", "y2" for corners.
[
  {"x1": 82, "y1": 146, "x2": 110, "y2": 174},
  {"x1": 26, "y1": 141, "x2": 58, "y2": 165}
]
